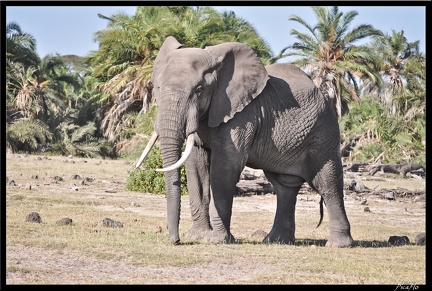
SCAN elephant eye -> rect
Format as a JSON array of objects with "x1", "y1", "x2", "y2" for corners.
[{"x1": 196, "y1": 85, "x2": 203, "y2": 96}]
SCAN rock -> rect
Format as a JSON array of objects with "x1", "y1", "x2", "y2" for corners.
[
  {"x1": 364, "y1": 207, "x2": 371, "y2": 212},
  {"x1": 155, "y1": 226, "x2": 163, "y2": 233},
  {"x1": 25, "y1": 212, "x2": 42, "y2": 223},
  {"x1": 383, "y1": 192, "x2": 395, "y2": 200},
  {"x1": 103, "y1": 218, "x2": 123, "y2": 228},
  {"x1": 388, "y1": 235, "x2": 410, "y2": 245},
  {"x1": 415, "y1": 233, "x2": 426, "y2": 245},
  {"x1": 56, "y1": 218, "x2": 73, "y2": 225}
]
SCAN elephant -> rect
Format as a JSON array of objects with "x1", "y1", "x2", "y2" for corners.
[{"x1": 136, "y1": 36, "x2": 354, "y2": 248}]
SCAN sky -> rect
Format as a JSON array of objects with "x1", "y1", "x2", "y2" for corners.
[{"x1": 5, "y1": 5, "x2": 427, "y2": 63}]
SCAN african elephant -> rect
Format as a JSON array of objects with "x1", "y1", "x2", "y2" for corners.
[{"x1": 136, "y1": 36, "x2": 353, "y2": 248}]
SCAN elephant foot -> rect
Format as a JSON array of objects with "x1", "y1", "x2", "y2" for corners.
[
  {"x1": 325, "y1": 234, "x2": 354, "y2": 248},
  {"x1": 185, "y1": 226, "x2": 211, "y2": 240},
  {"x1": 262, "y1": 227, "x2": 295, "y2": 244},
  {"x1": 262, "y1": 233, "x2": 295, "y2": 245},
  {"x1": 203, "y1": 230, "x2": 235, "y2": 244}
]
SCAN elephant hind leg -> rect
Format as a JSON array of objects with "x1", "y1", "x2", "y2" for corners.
[
  {"x1": 311, "y1": 161, "x2": 353, "y2": 248},
  {"x1": 262, "y1": 171, "x2": 303, "y2": 244}
]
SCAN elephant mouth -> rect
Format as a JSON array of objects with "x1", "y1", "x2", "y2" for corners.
[{"x1": 136, "y1": 132, "x2": 195, "y2": 172}]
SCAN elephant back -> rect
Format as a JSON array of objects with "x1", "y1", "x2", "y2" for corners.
[{"x1": 265, "y1": 63, "x2": 328, "y2": 112}]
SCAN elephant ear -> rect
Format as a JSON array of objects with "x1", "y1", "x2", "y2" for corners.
[
  {"x1": 152, "y1": 36, "x2": 184, "y2": 83},
  {"x1": 205, "y1": 42, "x2": 269, "y2": 127}
]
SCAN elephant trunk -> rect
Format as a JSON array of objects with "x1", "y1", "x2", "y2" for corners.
[
  {"x1": 154, "y1": 90, "x2": 199, "y2": 244},
  {"x1": 159, "y1": 134, "x2": 184, "y2": 245}
]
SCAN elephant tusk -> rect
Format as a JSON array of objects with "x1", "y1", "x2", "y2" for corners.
[
  {"x1": 156, "y1": 134, "x2": 195, "y2": 172},
  {"x1": 135, "y1": 131, "x2": 159, "y2": 168}
]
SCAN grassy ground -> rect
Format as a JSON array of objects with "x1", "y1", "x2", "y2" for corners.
[{"x1": 5, "y1": 153, "x2": 426, "y2": 284}]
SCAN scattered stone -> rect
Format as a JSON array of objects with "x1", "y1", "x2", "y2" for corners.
[
  {"x1": 8, "y1": 180, "x2": 16, "y2": 186},
  {"x1": 85, "y1": 177, "x2": 95, "y2": 182},
  {"x1": 353, "y1": 179, "x2": 366, "y2": 192},
  {"x1": 31, "y1": 175, "x2": 39, "y2": 179},
  {"x1": 53, "y1": 176, "x2": 64, "y2": 182},
  {"x1": 103, "y1": 218, "x2": 123, "y2": 228},
  {"x1": 388, "y1": 235, "x2": 410, "y2": 245},
  {"x1": 105, "y1": 189, "x2": 117, "y2": 193},
  {"x1": 37, "y1": 156, "x2": 43, "y2": 160},
  {"x1": 71, "y1": 174, "x2": 81, "y2": 180},
  {"x1": 25, "y1": 212, "x2": 42, "y2": 223},
  {"x1": 131, "y1": 201, "x2": 141, "y2": 207},
  {"x1": 56, "y1": 218, "x2": 73, "y2": 225},
  {"x1": 412, "y1": 195, "x2": 425, "y2": 203},
  {"x1": 364, "y1": 207, "x2": 371, "y2": 212},
  {"x1": 415, "y1": 233, "x2": 426, "y2": 246},
  {"x1": 155, "y1": 226, "x2": 163, "y2": 233},
  {"x1": 25, "y1": 183, "x2": 32, "y2": 190},
  {"x1": 383, "y1": 192, "x2": 395, "y2": 200}
]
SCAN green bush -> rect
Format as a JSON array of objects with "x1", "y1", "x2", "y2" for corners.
[
  {"x1": 126, "y1": 141, "x2": 188, "y2": 195},
  {"x1": 351, "y1": 140, "x2": 384, "y2": 162},
  {"x1": 340, "y1": 94, "x2": 425, "y2": 164},
  {"x1": 125, "y1": 104, "x2": 188, "y2": 195}
]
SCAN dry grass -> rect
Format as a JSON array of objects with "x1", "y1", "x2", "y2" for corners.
[{"x1": 5, "y1": 153, "x2": 426, "y2": 284}]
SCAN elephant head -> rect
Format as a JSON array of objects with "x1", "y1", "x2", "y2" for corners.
[{"x1": 137, "y1": 36, "x2": 269, "y2": 244}]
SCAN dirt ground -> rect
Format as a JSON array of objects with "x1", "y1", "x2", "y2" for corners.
[{"x1": 4, "y1": 153, "x2": 426, "y2": 285}]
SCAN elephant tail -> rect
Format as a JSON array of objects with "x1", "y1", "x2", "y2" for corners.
[{"x1": 316, "y1": 196, "x2": 324, "y2": 228}]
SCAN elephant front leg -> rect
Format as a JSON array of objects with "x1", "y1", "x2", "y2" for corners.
[
  {"x1": 184, "y1": 145, "x2": 212, "y2": 240},
  {"x1": 203, "y1": 158, "x2": 241, "y2": 244}
]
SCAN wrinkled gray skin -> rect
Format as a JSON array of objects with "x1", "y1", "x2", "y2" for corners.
[{"x1": 142, "y1": 36, "x2": 353, "y2": 247}]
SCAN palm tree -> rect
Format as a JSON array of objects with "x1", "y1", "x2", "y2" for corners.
[
  {"x1": 86, "y1": 6, "x2": 171, "y2": 142},
  {"x1": 276, "y1": 6, "x2": 384, "y2": 119},
  {"x1": 8, "y1": 54, "x2": 80, "y2": 123},
  {"x1": 6, "y1": 118, "x2": 53, "y2": 153},
  {"x1": 6, "y1": 21, "x2": 40, "y2": 68},
  {"x1": 86, "y1": 6, "x2": 272, "y2": 150},
  {"x1": 371, "y1": 30, "x2": 425, "y2": 116},
  {"x1": 218, "y1": 10, "x2": 273, "y2": 63}
]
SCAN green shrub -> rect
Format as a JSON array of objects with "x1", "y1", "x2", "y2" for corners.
[
  {"x1": 126, "y1": 143, "x2": 188, "y2": 195},
  {"x1": 340, "y1": 94, "x2": 425, "y2": 164},
  {"x1": 351, "y1": 140, "x2": 384, "y2": 162}
]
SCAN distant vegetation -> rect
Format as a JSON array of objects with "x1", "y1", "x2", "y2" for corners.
[
  {"x1": 60, "y1": 55, "x2": 88, "y2": 73},
  {"x1": 6, "y1": 6, "x2": 425, "y2": 193}
]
